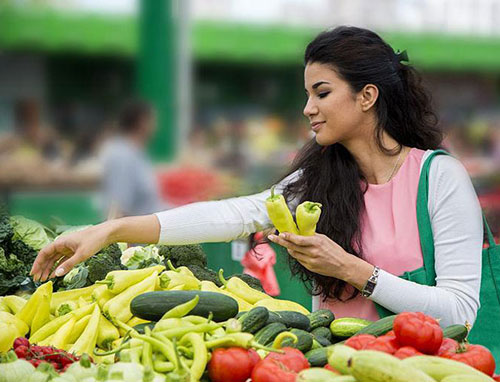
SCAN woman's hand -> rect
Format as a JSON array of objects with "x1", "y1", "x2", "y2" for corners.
[
  {"x1": 268, "y1": 232, "x2": 374, "y2": 290},
  {"x1": 30, "y1": 225, "x2": 111, "y2": 282}
]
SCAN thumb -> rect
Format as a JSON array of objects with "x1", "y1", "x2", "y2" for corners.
[{"x1": 52, "y1": 250, "x2": 85, "y2": 278}]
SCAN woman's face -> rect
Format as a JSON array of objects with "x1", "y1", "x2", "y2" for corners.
[{"x1": 303, "y1": 62, "x2": 365, "y2": 146}]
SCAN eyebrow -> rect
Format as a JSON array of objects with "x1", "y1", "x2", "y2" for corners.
[
  {"x1": 312, "y1": 81, "x2": 330, "y2": 89},
  {"x1": 305, "y1": 81, "x2": 331, "y2": 93}
]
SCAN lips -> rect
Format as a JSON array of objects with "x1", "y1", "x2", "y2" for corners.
[{"x1": 311, "y1": 121, "x2": 325, "y2": 132}]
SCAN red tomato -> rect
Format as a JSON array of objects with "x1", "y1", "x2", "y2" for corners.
[
  {"x1": 393, "y1": 346, "x2": 424, "y2": 359},
  {"x1": 437, "y1": 338, "x2": 459, "y2": 356},
  {"x1": 265, "y1": 347, "x2": 309, "y2": 373},
  {"x1": 492, "y1": 374, "x2": 500, "y2": 381},
  {"x1": 208, "y1": 347, "x2": 259, "y2": 382},
  {"x1": 344, "y1": 334, "x2": 376, "y2": 350},
  {"x1": 441, "y1": 344, "x2": 496, "y2": 376},
  {"x1": 393, "y1": 312, "x2": 443, "y2": 354},
  {"x1": 363, "y1": 335, "x2": 400, "y2": 354}
]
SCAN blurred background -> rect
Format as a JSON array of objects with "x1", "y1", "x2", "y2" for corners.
[{"x1": 1, "y1": 0, "x2": 499, "y2": 307}]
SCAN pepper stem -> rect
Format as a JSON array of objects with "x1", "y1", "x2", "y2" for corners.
[
  {"x1": 167, "y1": 260, "x2": 178, "y2": 272},
  {"x1": 270, "y1": 185, "x2": 276, "y2": 198},
  {"x1": 272, "y1": 332, "x2": 298, "y2": 349},
  {"x1": 251, "y1": 341, "x2": 285, "y2": 353},
  {"x1": 218, "y1": 269, "x2": 228, "y2": 287}
]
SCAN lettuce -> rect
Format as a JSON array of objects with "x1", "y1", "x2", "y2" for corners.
[
  {"x1": 120, "y1": 245, "x2": 164, "y2": 270},
  {"x1": 10, "y1": 216, "x2": 52, "y2": 251}
]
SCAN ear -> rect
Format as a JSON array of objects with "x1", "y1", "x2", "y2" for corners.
[{"x1": 358, "y1": 84, "x2": 379, "y2": 112}]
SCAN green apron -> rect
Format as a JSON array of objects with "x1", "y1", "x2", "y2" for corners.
[{"x1": 374, "y1": 149, "x2": 500, "y2": 370}]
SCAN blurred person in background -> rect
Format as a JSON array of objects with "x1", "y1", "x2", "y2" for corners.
[
  {"x1": 99, "y1": 100, "x2": 165, "y2": 219},
  {"x1": 33, "y1": 26, "x2": 482, "y2": 329},
  {"x1": 0, "y1": 98, "x2": 61, "y2": 160}
]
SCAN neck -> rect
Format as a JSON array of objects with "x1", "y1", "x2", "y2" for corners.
[{"x1": 343, "y1": 131, "x2": 407, "y2": 185}]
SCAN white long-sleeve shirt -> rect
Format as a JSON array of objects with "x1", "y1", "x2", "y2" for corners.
[{"x1": 155, "y1": 150, "x2": 483, "y2": 327}]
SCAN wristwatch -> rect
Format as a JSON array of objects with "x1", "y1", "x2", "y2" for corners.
[{"x1": 361, "y1": 266, "x2": 380, "y2": 298}]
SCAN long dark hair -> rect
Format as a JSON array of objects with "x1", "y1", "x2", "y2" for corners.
[{"x1": 281, "y1": 26, "x2": 443, "y2": 301}]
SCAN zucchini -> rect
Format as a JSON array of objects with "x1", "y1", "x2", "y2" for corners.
[
  {"x1": 305, "y1": 347, "x2": 329, "y2": 367},
  {"x1": 254, "y1": 322, "x2": 287, "y2": 346},
  {"x1": 330, "y1": 317, "x2": 373, "y2": 338},
  {"x1": 239, "y1": 306, "x2": 269, "y2": 334},
  {"x1": 308, "y1": 309, "x2": 335, "y2": 330},
  {"x1": 311, "y1": 326, "x2": 333, "y2": 342},
  {"x1": 130, "y1": 291, "x2": 238, "y2": 322},
  {"x1": 353, "y1": 314, "x2": 396, "y2": 337},
  {"x1": 443, "y1": 324, "x2": 468, "y2": 343},
  {"x1": 280, "y1": 328, "x2": 314, "y2": 353},
  {"x1": 276, "y1": 311, "x2": 311, "y2": 331}
]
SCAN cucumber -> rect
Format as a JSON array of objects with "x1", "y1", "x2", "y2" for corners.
[
  {"x1": 442, "y1": 376, "x2": 492, "y2": 382},
  {"x1": 276, "y1": 311, "x2": 311, "y2": 331},
  {"x1": 311, "y1": 326, "x2": 333, "y2": 342},
  {"x1": 330, "y1": 317, "x2": 373, "y2": 338},
  {"x1": 443, "y1": 324, "x2": 468, "y2": 342},
  {"x1": 353, "y1": 314, "x2": 396, "y2": 337},
  {"x1": 254, "y1": 322, "x2": 287, "y2": 346},
  {"x1": 308, "y1": 309, "x2": 335, "y2": 330},
  {"x1": 266, "y1": 311, "x2": 282, "y2": 325},
  {"x1": 350, "y1": 350, "x2": 436, "y2": 382},
  {"x1": 130, "y1": 291, "x2": 238, "y2": 322},
  {"x1": 305, "y1": 347, "x2": 329, "y2": 367},
  {"x1": 280, "y1": 328, "x2": 314, "y2": 353},
  {"x1": 296, "y1": 368, "x2": 339, "y2": 381},
  {"x1": 327, "y1": 344, "x2": 357, "y2": 375},
  {"x1": 239, "y1": 306, "x2": 269, "y2": 334},
  {"x1": 313, "y1": 335, "x2": 332, "y2": 347}
]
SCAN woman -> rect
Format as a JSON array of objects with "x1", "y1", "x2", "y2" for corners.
[{"x1": 30, "y1": 26, "x2": 482, "y2": 327}]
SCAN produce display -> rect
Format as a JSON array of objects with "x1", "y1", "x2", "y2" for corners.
[{"x1": 1, "y1": 210, "x2": 499, "y2": 381}]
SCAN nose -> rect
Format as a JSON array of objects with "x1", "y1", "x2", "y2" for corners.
[{"x1": 303, "y1": 96, "x2": 318, "y2": 118}]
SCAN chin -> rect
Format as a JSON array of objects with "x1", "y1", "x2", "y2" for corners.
[{"x1": 314, "y1": 133, "x2": 336, "y2": 147}]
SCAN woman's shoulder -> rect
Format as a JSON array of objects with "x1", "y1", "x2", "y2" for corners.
[{"x1": 421, "y1": 149, "x2": 469, "y2": 178}]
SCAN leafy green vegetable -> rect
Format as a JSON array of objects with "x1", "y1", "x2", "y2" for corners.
[
  {"x1": 120, "y1": 245, "x2": 164, "y2": 270},
  {"x1": 62, "y1": 265, "x2": 89, "y2": 289},
  {"x1": 0, "y1": 248, "x2": 25, "y2": 276},
  {"x1": 158, "y1": 244, "x2": 207, "y2": 269},
  {"x1": 10, "y1": 215, "x2": 51, "y2": 251},
  {"x1": 0, "y1": 204, "x2": 13, "y2": 245}
]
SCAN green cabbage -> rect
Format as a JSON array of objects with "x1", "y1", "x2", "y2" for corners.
[{"x1": 10, "y1": 216, "x2": 51, "y2": 251}]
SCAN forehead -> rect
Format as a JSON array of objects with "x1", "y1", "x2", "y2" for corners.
[{"x1": 304, "y1": 62, "x2": 341, "y2": 86}]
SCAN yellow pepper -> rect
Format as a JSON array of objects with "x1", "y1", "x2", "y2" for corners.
[
  {"x1": 97, "y1": 314, "x2": 120, "y2": 350},
  {"x1": 200, "y1": 280, "x2": 253, "y2": 311},
  {"x1": 254, "y1": 298, "x2": 310, "y2": 315},
  {"x1": 50, "y1": 284, "x2": 100, "y2": 314},
  {"x1": 31, "y1": 289, "x2": 51, "y2": 334},
  {"x1": 0, "y1": 297, "x2": 10, "y2": 313},
  {"x1": 70, "y1": 304, "x2": 101, "y2": 355},
  {"x1": 0, "y1": 312, "x2": 29, "y2": 336},
  {"x1": 50, "y1": 316, "x2": 76, "y2": 350},
  {"x1": 92, "y1": 285, "x2": 116, "y2": 309},
  {"x1": 103, "y1": 271, "x2": 158, "y2": 323},
  {"x1": 56, "y1": 301, "x2": 79, "y2": 317},
  {"x1": 296, "y1": 201, "x2": 322, "y2": 236},
  {"x1": 67, "y1": 315, "x2": 91, "y2": 344},
  {"x1": 157, "y1": 271, "x2": 200, "y2": 290},
  {"x1": 3, "y1": 295, "x2": 26, "y2": 314},
  {"x1": 265, "y1": 186, "x2": 299, "y2": 235},
  {"x1": 30, "y1": 302, "x2": 96, "y2": 343},
  {"x1": 17, "y1": 281, "x2": 52, "y2": 328},
  {"x1": 166, "y1": 259, "x2": 196, "y2": 277},
  {"x1": 218, "y1": 269, "x2": 270, "y2": 305},
  {"x1": 0, "y1": 323, "x2": 19, "y2": 352},
  {"x1": 127, "y1": 316, "x2": 150, "y2": 327},
  {"x1": 95, "y1": 265, "x2": 165, "y2": 294}
]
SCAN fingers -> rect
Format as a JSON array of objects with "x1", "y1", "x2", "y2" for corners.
[
  {"x1": 49, "y1": 250, "x2": 84, "y2": 279},
  {"x1": 268, "y1": 233, "x2": 312, "y2": 252}
]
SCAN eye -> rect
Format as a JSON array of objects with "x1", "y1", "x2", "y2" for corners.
[{"x1": 318, "y1": 92, "x2": 330, "y2": 99}]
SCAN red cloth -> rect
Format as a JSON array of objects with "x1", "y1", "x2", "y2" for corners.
[{"x1": 242, "y1": 234, "x2": 280, "y2": 296}]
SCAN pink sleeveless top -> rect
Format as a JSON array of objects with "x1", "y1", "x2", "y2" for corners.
[{"x1": 318, "y1": 148, "x2": 426, "y2": 320}]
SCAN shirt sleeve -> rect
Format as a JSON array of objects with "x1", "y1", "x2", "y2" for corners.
[
  {"x1": 154, "y1": 170, "x2": 302, "y2": 245},
  {"x1": 369, "y1": 154, "x2": 483, "y2": 327}
]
